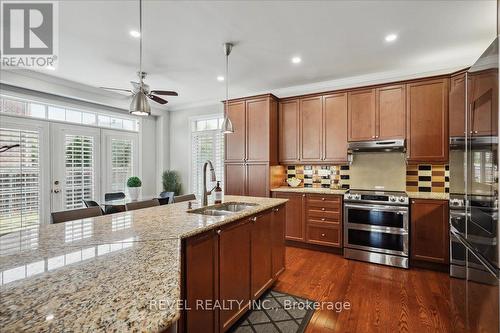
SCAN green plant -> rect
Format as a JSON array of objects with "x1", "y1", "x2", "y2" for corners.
[
  {"x1": 162, "y1": 170, "x2": 182, "y2": 195},
  {"x1": 127, "y1": 176, "x2": 142, "y2": 188}
]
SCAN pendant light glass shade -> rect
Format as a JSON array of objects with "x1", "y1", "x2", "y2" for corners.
[{"x1": 129, "y1": 91, "x2": 151, "y2": 116}]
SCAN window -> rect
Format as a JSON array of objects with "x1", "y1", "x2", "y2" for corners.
[
  {"x1": 110, "y1": 139, "x2": 134, "y2": 192},
  {"x1": 190, "y1": 116, "x2": 224, "y2": 197},
  {"x1": 0, "y1": 95, "x2": 139, "y2": 131},
  {"x1": 64, "y1": 135, "x2": 95, "y2": 209},
  {"x1": 0, "y1": 127, "x2": 41, "y2": 234}
]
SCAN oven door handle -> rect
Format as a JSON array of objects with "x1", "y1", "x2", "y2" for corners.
[{"x1": 344, "y1": 203, "x2": 408, "y2": 213}]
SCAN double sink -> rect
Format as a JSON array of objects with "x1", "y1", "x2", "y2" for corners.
[{"x1": 189, "y1": 202, "x2": 258, "y2": 216}]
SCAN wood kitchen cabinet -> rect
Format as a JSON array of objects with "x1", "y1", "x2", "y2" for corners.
[
  {"x1": 271, "y1": 205, "x2": 286, "y2": 278},
  {"x1": 469, "y1": 69, "x2": 498, "y2": 136},
  {"x1": 406, "y1": 78, "x2": 449, "y2": 162},
  {"x1": 272, "y1": 192, "x2": 305, "y2": 241},
  {"x1": 410, "y1": 199, "x2": 449, "y2": 264},
  {"x1": 219, "y1": 219, "x2": 252, "y2": 331},
  {"x1": 348, "y1": 85, "x2": 406, "y2": 142},
  {"x1": 278, "y1": 99, "x2": 300, "y2": 163},
  {"x1": 250, "y1": 212, "x2": 273, "y2": 299},
  {"x1": 224, "y1": 94, "x2": 278, "y2": 197},
  {"x1": 300, "y1": 96, "x2": 323, "y2": 161},
  {"x1": 323, "y1": 93, "x2": 348, "y2": 162},
  {"x1": 449, "y1": 72, "x2": 466, "y2": 137}
]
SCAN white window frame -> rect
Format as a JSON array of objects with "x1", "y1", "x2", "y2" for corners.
[
  {"x1": 188, "y1": 114, "x2": 224, "y2": 197},
  {"x1": 0, "y1": 115, "x2": 50, "y2": 224}
]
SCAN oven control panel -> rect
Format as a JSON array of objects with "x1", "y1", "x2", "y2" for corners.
[
  {"x1": 388, "y1": 195, "x2": 409, "y2": 205},
  {"x1": 344, "y1": 192, "x2": 409, "y2": 205},
  {"x1": 345, "y1": 193, "x2": 361, "y2": 200}
]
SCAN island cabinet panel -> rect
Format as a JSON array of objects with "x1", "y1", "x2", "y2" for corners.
[
  {"x1": 271, "y1": 205, "x2": 286, "y2": 278},
  {"x1": 224, "y1": 101, "x2": 246, "y2": 162},
  {"x1": 219, "y1": 220, "x2": 252, "y2": 332},
  {"x1": 279, "y1": 99, "x2": 300, "y2": 163},
  {"x1": 376, "y1": 84, "x2": 406, "y2": 140},
  {"x1": 184, "y1": 230, "x2": 218, "y2": 333},
  {"x1": 410, "y1": 199, "x2": 449, "y2": 264},
  {"x1": 469, "y1": 69, "x2": 498, "y2": 136},
  {"x1": 449, "y1": 72, "x2": 466, "y2": 137},
  {"x1": 250, "y1": 211, "x2": 273, "y2": 300},
  {"x1": 323, "y1": 93, "x2": 348, "y2": 163},
  {"x1": 406, "y1": 78, "x2": 449, "y2": 162},
  {"x1": 272, "y1": 192, "x2": 305, "y2": 241},
  {"x1": 300, "y1": 96, "x2": 323, "y2": 162},
  {"x1": 348, "y1": 89, "x2": 377, "y2": 141}
]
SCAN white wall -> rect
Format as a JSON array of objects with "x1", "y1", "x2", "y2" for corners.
[{"x1": 169, "y1": 103, "x2": 222, "y2": 194}]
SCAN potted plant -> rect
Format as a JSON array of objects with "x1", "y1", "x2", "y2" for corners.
[
  {"x1": 127, "y1": 176, "x2": 142, "y2": 201},
  {"x1": 162, "y1": 170, "x2": 182, "y2": 195}
]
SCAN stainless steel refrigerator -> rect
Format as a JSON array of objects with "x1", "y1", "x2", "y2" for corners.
[{"x1": 450, "y1": 37, "x2": 499, "y2": 333}]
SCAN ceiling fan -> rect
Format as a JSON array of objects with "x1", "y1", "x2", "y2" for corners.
[{"x1": 100, "y1": 0, "x2": 178, "y2": 115}]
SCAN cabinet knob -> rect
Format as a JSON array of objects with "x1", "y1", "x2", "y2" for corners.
[
  {"x1": 321, "y1": 218, "x2": 326, "y2": 221},
  {"x1": 321, "y1": 233, "x2": 326, "y2": 237},
  {"x1": 371, "y1": 136, "x2": 375, "y2": 139},
  {"x1": 273, "y1": 208, "x2": 279, "y2": 212},
  {"x1": 216, "y1": 229, "x2": 221, "y2": 235},
  {"x1": 302, "y1": 194, "x2": 306, "y2": 197},
  {"x1": 474, "y1": 130, "x2": 478, "y2": 134},
  {"x1": 412, "y1": 201, "x2": 415, "y2": 204},
  {"x1": 321, "y1": 197, "x2": 325, "y2": 201},
  {"x1": 321, "y1": 207, "x2": 325, "y2": 211},
  {"x1": 250, "y1": 217, "x2": 257, "y2": 222}
]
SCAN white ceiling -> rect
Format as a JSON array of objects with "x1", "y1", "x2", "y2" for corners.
[{"x1": 24, "y1": 0, "x2": 498, "y2": 110}]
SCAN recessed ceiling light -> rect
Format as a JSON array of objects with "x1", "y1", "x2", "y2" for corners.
[
  {"x1": 291, "y1": 56, "x2": 302, "y2": 64},
  {"x1": 217, "y1": 76, "x2": 224, "y2": 82},
  {"x1": 130, "y1": 30, "x2": 140, "y2": 38},
  {"x1": 385, "y1": 34, "x2": 398, "y2": 42}
]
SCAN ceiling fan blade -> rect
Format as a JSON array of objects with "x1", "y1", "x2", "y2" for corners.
[
  {"x1": 148, "y1": 94, "x2": 168, "y2": 105},
  {"x1": 100, "y1": 87, "x2": 132, "y2": 93},
  {"x1": 150, "y1": 90, "x2": 178, "y2": 96}
]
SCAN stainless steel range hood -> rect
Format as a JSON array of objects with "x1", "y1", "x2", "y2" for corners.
[{"x1": 348, "y1": 139, "x2": 406, "y2": 153}]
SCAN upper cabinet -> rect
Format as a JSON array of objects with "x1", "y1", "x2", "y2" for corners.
[
  {"x1": 279, "y1": 94, "x2": 348, "y2": 164},
  {"x1": 224, "y1": 95, "x2": 278, "y2": 164},
  {"x1": 406, "y1": 78, "x2": 449, "y2": 162},
  {"x1": 348, "y1": 85, "x2": 406, "y2": 141},
  {"x1": 469, "y1": 69, "x2": 498, "y2": 136},
  {"x1": 449, "y1": 72, "x2": 466, "y2": 137}
]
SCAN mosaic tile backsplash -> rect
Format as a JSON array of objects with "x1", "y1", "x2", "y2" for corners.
[
  {"x1": 286, "y1": 165, "x2": 350, "y2": 189},
  {"x1": 406, "y1": 164, "x2": 450, "y2": 193}
]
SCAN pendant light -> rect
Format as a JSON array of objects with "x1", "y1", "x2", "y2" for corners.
[
  {"x1": 129, "y1": 0, "x2": 151, "y2": 116},
  {"x1": 221, "y1": 42, "x2": 234, "y2": 134}
]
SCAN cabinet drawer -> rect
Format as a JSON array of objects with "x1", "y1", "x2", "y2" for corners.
[
  {"x1": 307, "y1": 200, "x2": 341, "y2": 210},
  {"x1": 307, "y1": 216, "x2": 340, "y2": 225},
  {"x1": 306, "y1": 224, "x2": 341, "y2": 247},
  {"x1": 306, "y1": 194, "x2": 341, "y2": 202},
  {"x1": 307, "y1": 207, "x2": 340, "y2": 219}
]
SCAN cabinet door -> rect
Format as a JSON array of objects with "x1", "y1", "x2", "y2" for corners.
[
  {"x1": 246, "y1": 163, "x2": 269, "y2": 197},
  {"x1": 273, "y1": 192, "x2": 304, "y2": 241},
  {"x1": 225, "y1": 101, "x2": 246, "y2": 162},
  {"x1": 271, "y1": 205, "x2": 286, "y2": 278},
  {"x1": 470, "y1": 70, "x2": 498, "y2": 136},
  {"x1": 377, "y1": 85, "x2": 406, "y2": 140},
  {"x1": 219, "y1": 221, "x2": 251, "y2": 331},
  {"x1": 246, "y1": 98, "x2": 269, "y2": 162},
  {"x1": 300, "y1": 96, "x2": 323, "y2": 161},
  {"x1": 410, "y1": 199, "x2": 449, "y2": 264},
  {"x1": 406, "y1": 78, "x2": 449, "y2": 162},
  {"x1": 449, "y1": 73, "x2": 466, "y2": 137},
  {"x1": 278, "y1": 100, "x2": 300, "y2": 163},
  {"x1": 224, "y1": 163, "x2": 246, "y2": 196},
  {"x1": 184, "y1": 231, "x2": 217, "y2": 333},
  {"x1": 323, "y1": 93, "x2": 347, "y2": 162},
  {"x1": 251, "y1": 212, "x2": 273, "y2": 299},
  {"x1": 348, "y1": 89, "x2": 376, "y2": 141}
]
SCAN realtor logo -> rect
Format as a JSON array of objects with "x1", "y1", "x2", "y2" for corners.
[{"x1": 1, "y1": 1, "x2": 58, "y2": 69}]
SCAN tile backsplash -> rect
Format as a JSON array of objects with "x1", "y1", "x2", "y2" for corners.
[
  {"x1": 406, "y1": 164, "x2": 450, "y2": 193},
  {"x1": 286, "y1": 165, "x2": 350, "y2": 189}
]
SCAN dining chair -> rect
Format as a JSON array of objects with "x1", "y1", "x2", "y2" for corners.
[
  {"x1": 125, "y1": 199, "x2": 160, "y2": 211},
  {"x1": 104, "y1": 192, "x2": 126, "y2": 201},
  {"x1": 158, "y1": 191, "x2": 174, "y2": 205},
  {"x1": 83, "y1": 199, "x2": 105, "y2": 214},
  {"x1": 173, "y1": 194, "x2": 196, "y2": 203},
  {"x1": 51, "y1": 206, "x2": 102, "y2": 224}
]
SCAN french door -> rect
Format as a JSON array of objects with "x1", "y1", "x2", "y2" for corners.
[{"x1": 51, "y1": 123, "x2": 101, "y2": 212}]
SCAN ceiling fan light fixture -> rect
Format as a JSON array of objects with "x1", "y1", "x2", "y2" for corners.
[{"x1": 129, "y1": 91, "x2": 151, "y2": 116}]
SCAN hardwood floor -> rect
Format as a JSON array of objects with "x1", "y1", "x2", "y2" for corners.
[{"x1": 273, "y1": 247, "x2": 464, "y2": 333}]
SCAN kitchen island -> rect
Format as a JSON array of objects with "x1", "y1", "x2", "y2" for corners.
[{"x1": 0, "y1": 195, "x2": 287, "y2": 333}]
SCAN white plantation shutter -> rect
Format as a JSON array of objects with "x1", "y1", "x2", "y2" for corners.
[
  {"x1": 191, "y1": 118, "x2": 224, "y2": 197},
  {"x1": 0, "y1": 127, "x2": 41, "y2": 234},
  {"x1": 111, "y1": 139, "x2": 133, "y2": 192},
  {"x1": 64, "y1": 135, "x2": 95, "y2": 209}
]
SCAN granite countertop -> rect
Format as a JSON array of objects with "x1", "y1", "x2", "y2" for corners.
[
  {"x1": 406, "y1": 192, "x2": 450, "y2": 200},
  {"x1": 271, "y1": 187, "x2": 347, "y2": 195},
  {"x1": 0, "y1": 195, "x2": 287, "y2": 333}
]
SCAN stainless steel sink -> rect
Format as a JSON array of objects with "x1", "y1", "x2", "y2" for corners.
[{"x1": 188, "y1": 202, "x2": 258, "y2": 216}]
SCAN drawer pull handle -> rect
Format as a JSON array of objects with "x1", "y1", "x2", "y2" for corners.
[
  {"x1": 321, "y1": 233, "x2": 326, "y2": 237},
  {"x1": 321, "y1": 218, "x2": 325, "y2": 221},
  {"x1": 321, "y1": 208, "x2": 325, "y2": 211},
  {"x1": 321, "y1": 198, "x2": 325, "y2": 201}
]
